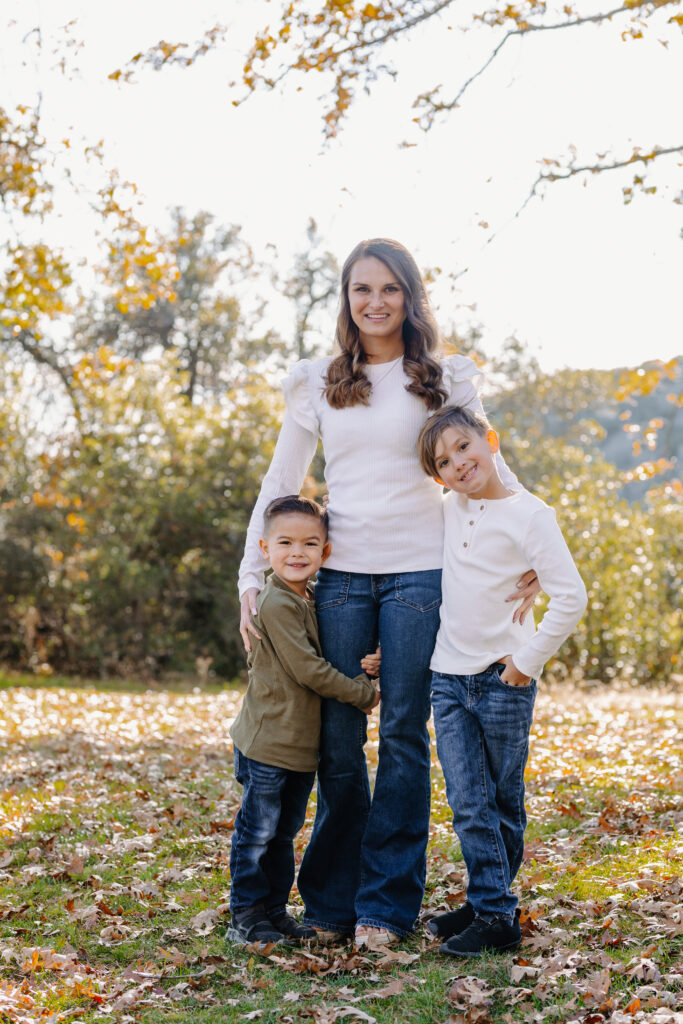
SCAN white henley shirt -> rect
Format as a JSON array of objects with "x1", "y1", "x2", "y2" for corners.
[{"x1": 430, "y1": 488, "x2": 587, "y2": 681}]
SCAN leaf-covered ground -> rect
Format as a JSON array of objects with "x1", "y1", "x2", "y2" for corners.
[{"x1": 0, "y1": 674, "x2": 681, "y2": 1024}]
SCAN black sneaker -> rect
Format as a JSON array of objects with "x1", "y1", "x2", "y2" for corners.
[
  {"x1": 226, "y1": 905, "x2": 283, "y2": 947},
  {"x1": 440, "y1": 914, "x2": 521, "y2": 957},
  {"x1": 268, "y1": 911, "x2": 317, "y2": 942},
  {"x1": 426, "y1": 901, "x2": 475, "y2": 939}
]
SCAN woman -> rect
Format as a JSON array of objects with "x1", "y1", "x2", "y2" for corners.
[{"x1": 238, "y1": 238, "x2": 537, "y2": 945}]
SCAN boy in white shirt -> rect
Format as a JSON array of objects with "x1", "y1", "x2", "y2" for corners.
[{"x1": 417, "y1": 406, "x2": 587, "y2": 957}]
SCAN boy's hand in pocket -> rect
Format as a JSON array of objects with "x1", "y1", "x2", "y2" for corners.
[{"x1": 499, "y1": 655, "x2": 532, "y2": 687}]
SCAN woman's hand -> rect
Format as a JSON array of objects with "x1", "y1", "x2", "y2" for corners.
[
  {"x1": 499, "y1": 655, "x2": 532, "y2": 687},
  {"x1": 239, "y1": 589, "x2": 261, "y2": 652},
  {"x1": 506, "y1": 569, "x2": 541, "y2": 625},
  {"x1": 360, "y1": 646, "x2": 381, "y2": 678}
]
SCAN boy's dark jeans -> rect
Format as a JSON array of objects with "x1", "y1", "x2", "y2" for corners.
[
  {"x1": 229, "y1": 748, "x2": 315, "y2": 916},
  {"x1": 431, "y1": 663, "x2": 537, "y2": 924}
]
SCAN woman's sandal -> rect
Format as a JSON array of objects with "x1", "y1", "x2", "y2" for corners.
[
  {"x1": 354, "y1": 925, "x2": 401, "y2": 949},
  {"x1": 312, "y1": 927, "x2": 350, "y2": 944}
]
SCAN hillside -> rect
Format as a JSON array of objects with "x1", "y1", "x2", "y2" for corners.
[{"x1": 488, "y1": 355, "x2": 682, "y2": 501}]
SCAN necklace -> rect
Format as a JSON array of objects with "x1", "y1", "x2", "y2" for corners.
[{"x1": 367, "y1": 356, "x2": 402, "y2": 388}]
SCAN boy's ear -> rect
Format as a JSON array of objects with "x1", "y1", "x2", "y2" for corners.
[
  {"x1": 321, "y1": 541, "x2": 331, "y2": 564},
  {"x1": 259, "y1": 537, "x2": 269, "y2": 558},
  {"x1": 487, "y1": 429, "x2": 500, "y2": 454}
]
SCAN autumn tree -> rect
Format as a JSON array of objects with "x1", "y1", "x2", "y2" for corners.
[
  {"x1": 0, "y1": 24, "x2": 182, "y2": 418},
  {"x1": 283, "y1": 218, "x2": 340, "y2": 360},
  {"x1": 0, "y1": 103, "x2": 77, "y2": 405},
  {"x1": 76, "y1": 208, "x2": 284, "y2": 403}
]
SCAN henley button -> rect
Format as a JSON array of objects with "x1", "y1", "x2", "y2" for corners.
[
  {"x1": 480, "y1": 505, "x2": 484, "y2": 510},
  {"x1": 463, "y1": 542, "x2": 468, "y2": 548},
  {"x1": 469, "y1": 520, "x2": 474, "y2": 525}
]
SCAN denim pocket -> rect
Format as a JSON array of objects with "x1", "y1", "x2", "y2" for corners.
[
  {"x1": 315, "y1": 569, "x2": 350, "y2": 610},
  {"x1": 233, "y1": 747, "x2": 246, "y2": 785},
  {"x1": 494, "y1": 663, "x2": 535, "y2": 692},
  {"x1": 394, "y1": 569, "x2": 443, "y2": 612}
]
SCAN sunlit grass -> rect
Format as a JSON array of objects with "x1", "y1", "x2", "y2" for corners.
[
  {"x1": 0, "y1": 680, "x2": 680, "y2": 1023},
  {"x1": 552, "y1": 831, "x2": 683, "y2": 901}
]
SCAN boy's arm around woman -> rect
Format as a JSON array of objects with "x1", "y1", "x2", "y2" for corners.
[{"x1": 255, "y1": 582, "x2": 378, "y2": 711}]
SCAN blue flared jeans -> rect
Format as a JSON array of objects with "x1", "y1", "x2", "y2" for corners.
[
  {"x1": 297, "y1": 567, "x2": 442, "y2": 936},
  {"x1": 431, "y1": 664, "x2": 537, "y2": 923}
]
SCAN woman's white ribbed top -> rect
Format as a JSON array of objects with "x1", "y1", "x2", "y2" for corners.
[{"x1": 238, "y1": 354, "x2": 518, "y2": 596}]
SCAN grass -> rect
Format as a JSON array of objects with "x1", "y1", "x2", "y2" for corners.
[{"x1": 0, "y1": 674, "x2": 681, "y2": 1023}]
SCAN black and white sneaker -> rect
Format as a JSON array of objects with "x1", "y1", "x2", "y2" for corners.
[
  {"x1": 227, "y1": 905, "x2": 283, "y2": 947},
  {"x1": 269, "y1": 911, "x2": 317, "y2": 942},
  {"x1": 426, "y1": 901, "x2": 475, "y2": 940},
  {"x1": 440, "y1": 913, "x2": 521, "y2": 957}
]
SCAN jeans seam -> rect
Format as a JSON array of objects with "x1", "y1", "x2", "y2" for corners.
[
  {"x1": 394, "y1": 572, "x2": 442, "y2": 612},
  {"x1": 514, "y1": 745, "x2": 527, "y2": 864},
  {"x1": 477, "y1": 730, "x2": 509, "y2": 905},
  {"x1": 316, "y1": 569, "x2": 350, "y2": 609}
]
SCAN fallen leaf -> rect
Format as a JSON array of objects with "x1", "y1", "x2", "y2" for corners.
[
  {"x1": 365, "y1": 977, "x2": 405, "y2": 998},
  {"x1": 628, "y1": 957, "x2": 662, "y2": 983},
  {"x1": 189, "y1": 908, "x2": 220, "y2": 935},
  {"x1": 448, "y1": 975, "x2": 494, "y2": 1007}
]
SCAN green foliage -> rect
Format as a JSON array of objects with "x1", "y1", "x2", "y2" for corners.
[
  {"x1": 488, "y1": 366, "x2": 682, "y2": 683},
  {"x1": 0, "y1": 351, "x2": 281, "y2": 678},
  {"x1": 1, "y1": 338, "x2": 680, "y2": 683}
]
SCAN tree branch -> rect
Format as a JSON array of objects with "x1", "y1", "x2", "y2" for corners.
[
  {"x1": 319, "y1": 0, "x2": 456, "y2": 62},
  {"x1": 416, "y1": 1, "x2": 681, "y2": 125},
  {"x1": 533, "y1": 143, "x2": 683, "y2": 185},
  {"x1": 450, "y1": 143, "x2": 683, "y2": 281},
  {"x1": 245, "y1": 0, "x2": 457, "y2": 96},
  {"x1": 12, "y1": 330, "x2": 83, "y2": 426}
]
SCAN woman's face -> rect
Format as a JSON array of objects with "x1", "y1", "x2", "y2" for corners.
[{"x1": 347, "y1": 256, "x2": 406, "y2": 354}]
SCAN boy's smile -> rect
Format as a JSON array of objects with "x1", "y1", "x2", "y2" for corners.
[
  {"x1": 259, "y1": 513, "x2": 330, "y2": 597},
  {"x1": 434, "y1": 426, "x2": 511, "y2": 501}
]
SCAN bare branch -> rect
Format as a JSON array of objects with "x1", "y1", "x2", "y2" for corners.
[
  {"x1": 450, "y1": 143, "x2": 683, "y2": 281},
  {"x1": 12, "y1": 329, "x2": 83, "y2": 426},
  {"x1": 415, "y1": 1, "x2": 681, "y2": 127}
]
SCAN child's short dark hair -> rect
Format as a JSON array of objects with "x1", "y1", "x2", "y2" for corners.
[
  {"x1": 263, "y1": 495, "x2": 329, "y2": 539},
  {"x1": 418, "y1": 405, "x2": 490, "y2": 478}
]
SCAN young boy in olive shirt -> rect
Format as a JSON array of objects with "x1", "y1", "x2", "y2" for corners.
[{"x1": 228, "y1": 495, "x2": 379, "y2": 948}]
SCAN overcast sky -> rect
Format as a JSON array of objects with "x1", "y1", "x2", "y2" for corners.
[{"x1": 3, "y1": 0, "x2": 682, "y2": 371}]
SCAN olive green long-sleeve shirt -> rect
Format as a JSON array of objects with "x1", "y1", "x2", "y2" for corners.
[{"x1": 230, "y1": 572, "x2": 376, "y2": 772}]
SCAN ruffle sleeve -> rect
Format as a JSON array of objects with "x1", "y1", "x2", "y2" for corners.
[
  {"x1": 281, "y1": 359, "x2": 320, "y2": 435},
  {"x1": 441, "y1": 353, "x2": 485, "y2": 403}
]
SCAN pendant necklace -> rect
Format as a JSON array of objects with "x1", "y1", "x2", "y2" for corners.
[{"x1": 369, "y1": 356, "x2": 402, "y2": 388}]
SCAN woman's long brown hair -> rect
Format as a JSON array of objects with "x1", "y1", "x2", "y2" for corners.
[{"x1": 323, "y1": 238, "x2": 448, "y2": 411}]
